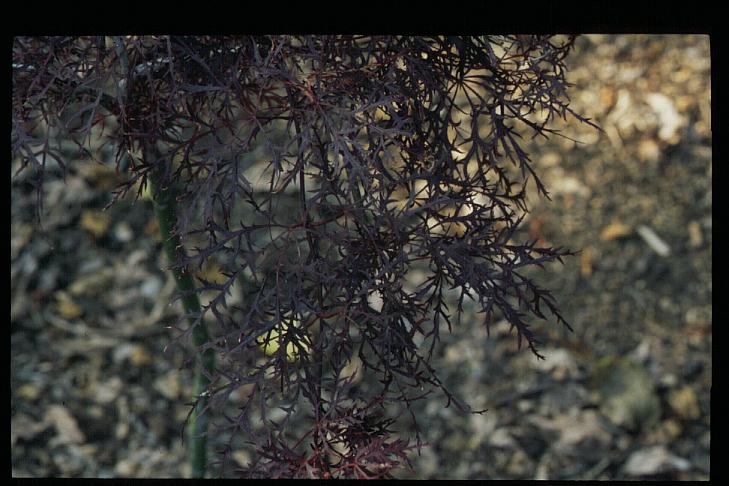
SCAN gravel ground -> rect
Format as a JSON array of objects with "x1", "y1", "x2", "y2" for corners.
[{"x1": 11, "y1": 35, "x2": 711, "y2": 479}]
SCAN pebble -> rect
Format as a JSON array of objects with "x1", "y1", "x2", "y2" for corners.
[
  {"x1": 113, "y1": 222, "x2": 134, "y2": 243},
  {"x1": 659, "y1": 373, "x2": 678, "y2": 388},
  {"x1": 115, "y1": 421, "x2": 130, "y2": 440},
  {"x1": 140, "y1": 277, "x2": 163, "y2": 299},
  {"x1": 517, "y1": 399, "x2": 533, "y2": 413}
]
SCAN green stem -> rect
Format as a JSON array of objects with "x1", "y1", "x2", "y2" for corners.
[{"x1": 148, "y1": 159, "x2": 215, "y2": 479}]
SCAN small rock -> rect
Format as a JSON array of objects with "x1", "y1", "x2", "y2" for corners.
[
  {"x1": 622, "y1": 445, "x2": 690, "y2": 477},
  {"x1": 668, "y1": 386, "x2": 701, "y2": 420},
  {"x1": 113, "y1": 221, "x2": 134, "y2": 243},
  {"x1": 140, "y1": 277, "x2": 163, "y2": 299}
]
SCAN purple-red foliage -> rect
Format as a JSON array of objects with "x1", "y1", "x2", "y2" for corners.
[{"x1": 12, "y1": 35, "x2": 596, "y2": 478}]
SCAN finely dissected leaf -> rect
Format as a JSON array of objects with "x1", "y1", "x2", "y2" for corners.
[{"x1": 12, "y1": 35, "x2": 593, "y2": 478}]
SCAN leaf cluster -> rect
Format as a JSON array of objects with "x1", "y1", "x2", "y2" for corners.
[{"x1": 12, "y1": 35, "x2": 595, "y2": 478}]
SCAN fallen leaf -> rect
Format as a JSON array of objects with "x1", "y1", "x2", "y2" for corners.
[
  {"x1": 68, "y1": 268, "x2": 115, "y2": 297},
  {"x1": 687, "y1": 221, "x2": 702, "y2": 248},
  {"x1": 93, "y1": 376, "x2": 123, "y2": 405},
  {"x1": 636, "y1": 225, "x2": 671, "y2": 257},
  {"x1": 668, "y1": 386, "x2": 701, "y2": 421},
  {"x1": 637, "y1": 138, "x2": 661, "y2": 162},
  {"x1": 55, "y1": 291, "x2": 84, "y2": 319},
  {"x1": 16, "y1": 383, "x2": 42, "y2": 401},
  {"x1": 645, "y1": 92, "x2": 685, "y2": 143},
  {"x1": 44, "y1": 405, "x2": 86, "y2": 444},
  {"x1": 80, "y1": 210, "x2": 112, "y2": 238},
  {"x1": 580, "y1": 247, "x2": 594, "y2": 277},
  {"x1": 594, "y1": 357, "x2": 661, "y2": 432},
  {"x1": 232, "y1": 450, "x2": 251, "y2": 468},
  {"x1": 11, "y1": 413, "x2": 50, "y2": 447},
  {"x1": 622, "y1": 445, "x2": 690, "y2": 477},
  {"x1": 600, "y1": 222, "x2": 632, "y2": 241},
  {"x1": 153, "y1": 371, "x2": 181, "y2": 400}
]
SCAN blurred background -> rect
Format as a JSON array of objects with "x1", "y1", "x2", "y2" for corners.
[{"x1": 11, "y1": 35, "x2": 711, "y2": 479}]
